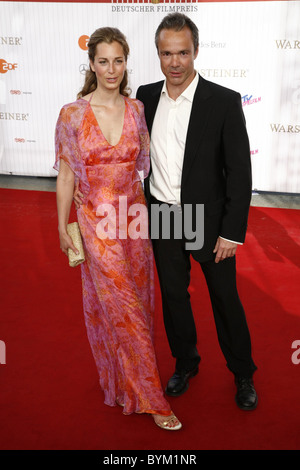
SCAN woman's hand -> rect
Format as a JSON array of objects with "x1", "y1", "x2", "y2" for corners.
[
  {"x1": 59, "y1": 229, "x2": 79, "y2": 257},
  {"x1": 73, "y1": 189, "x2": 84, "y2": 210}
]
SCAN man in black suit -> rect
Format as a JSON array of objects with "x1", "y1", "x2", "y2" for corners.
[{"x1": 136, "y1": 13, "x2": 258, "y2": 410}]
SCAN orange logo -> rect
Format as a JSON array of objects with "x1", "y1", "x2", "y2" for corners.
[
  {"x1": 0, "y1": 59, "x2": 18, "y2": 73},
  {"x1": 78, "y1": 35, "x2": 89, "y2": 51}
]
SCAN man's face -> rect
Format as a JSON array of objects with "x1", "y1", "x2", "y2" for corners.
[{"x1": 157, "y1": 26, "x2": 198, "y2": 92}]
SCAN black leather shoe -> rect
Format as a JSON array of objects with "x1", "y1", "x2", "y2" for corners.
[
  {"x1": 165, "y1": 367, "x2": 199, "y2": 397},
  {"x1": 235, "y1": 376, "x2": 258, "y2": 410}
]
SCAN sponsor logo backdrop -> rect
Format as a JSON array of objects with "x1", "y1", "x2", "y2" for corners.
[{"x1": 0, "y1": 1, "x2": 299, "y2": 193}]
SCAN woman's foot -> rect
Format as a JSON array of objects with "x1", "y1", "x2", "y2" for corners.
[{"x1": 153, "y1": 413, "x2": 182, "y2": 431}]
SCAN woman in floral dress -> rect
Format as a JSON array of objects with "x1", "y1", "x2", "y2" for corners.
[{"x1": 54, "y1": 27, "x2": 181, "y2": 431}]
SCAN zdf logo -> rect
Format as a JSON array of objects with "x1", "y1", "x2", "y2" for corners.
[
  {"x1": 78, "y1": 35, "x2": 89, "y2": 51},
  {"x1": 0, "y1": 59, "x2": 18, "y2": 73}
]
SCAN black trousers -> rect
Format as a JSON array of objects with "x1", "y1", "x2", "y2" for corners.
[{"x1": 150, "y1": 197, "x2": 257, "y2": 378}]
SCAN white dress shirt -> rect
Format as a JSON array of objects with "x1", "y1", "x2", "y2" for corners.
[
  {"x1": 150, "y1": 73, "x2": 199, "y2": 206},
  {"x1": 149, "y1": 72, "x2": 241, "y2": 245}
]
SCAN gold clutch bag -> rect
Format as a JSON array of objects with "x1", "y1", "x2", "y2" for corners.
[{"x1": 66, "y1": 222, "x2": 85, "y2": 267}]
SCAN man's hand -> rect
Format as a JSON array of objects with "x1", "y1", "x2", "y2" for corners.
[
  {"x1": 74, "y1": 189, "x2": 84, "y2": 209},
  {"x1": 213, "y1": 237, "x2": 237, "y2": 263}
]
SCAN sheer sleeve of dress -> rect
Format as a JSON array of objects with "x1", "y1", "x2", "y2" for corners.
[
  {"x1": 54, "y1": 103, "x2": 90, "y2": 201},
  {"x1": 126, "y1": 98, "x2": 150, "y2": 184}
]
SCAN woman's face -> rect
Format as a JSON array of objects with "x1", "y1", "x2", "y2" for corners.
[{"x1": 90, "y1": 41, "x2": 127, "y2": 92}]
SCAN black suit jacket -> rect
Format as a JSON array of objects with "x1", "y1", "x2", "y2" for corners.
[{"x1": 136, "y1": 74, "x2": 252, "y2": 262}]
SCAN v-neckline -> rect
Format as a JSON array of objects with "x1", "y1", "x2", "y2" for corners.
[{"x1": 83, "y1": 96, "x2": 126, "y2": 148}]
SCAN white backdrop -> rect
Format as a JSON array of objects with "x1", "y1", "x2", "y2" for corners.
[{"x1": 0, "y1": 0, "x2": 299, "y2": 193}]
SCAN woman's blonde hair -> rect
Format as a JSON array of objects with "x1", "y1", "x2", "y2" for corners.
[{"x1": 77, "y1": 27, "x2": 130, "y2": 99}]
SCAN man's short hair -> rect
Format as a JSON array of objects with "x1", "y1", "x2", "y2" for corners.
[{"x1": 155, "y1": 13, "x2": 199, "y2": 52}]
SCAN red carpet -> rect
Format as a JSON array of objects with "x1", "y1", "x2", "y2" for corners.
[{"x1": 0, "y1": 188, "x2": 300, "y2": 450}]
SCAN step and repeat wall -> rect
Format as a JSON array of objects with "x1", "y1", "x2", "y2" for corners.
[{"x1": 0, "y1": 0, "x2": 299, "y2": 193}]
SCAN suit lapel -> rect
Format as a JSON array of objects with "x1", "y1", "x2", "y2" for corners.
[
  {"x1": 181, "y1": 76, "x2": 213, "y2": 187},
  {"x1": 144, "y1": 76, "x2": 213, "y2": 190},
  {"x1": 145, "y1": 82, "x2": 163, "y2": 135}
]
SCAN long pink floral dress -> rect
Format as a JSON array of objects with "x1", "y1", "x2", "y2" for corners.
[{"x1": 54, "y1": 96, "x2": 171, "y2": 416}]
